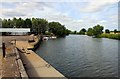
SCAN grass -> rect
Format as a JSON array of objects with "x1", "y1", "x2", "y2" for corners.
[{"x1": 100, "y1": 33, "x2": 120, "y2": 40}]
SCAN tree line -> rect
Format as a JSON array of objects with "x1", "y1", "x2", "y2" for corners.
[
  {"x1": 71, "y1": 24, "x2": 119, "y2": 37},
  {"x1": 70, "y1": 24, "x2": 120, "y2": 40},
  {"x1": 1, "y1": 18, "x2": 70, "y2": 37}
]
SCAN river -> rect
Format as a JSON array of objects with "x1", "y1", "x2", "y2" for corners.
[{"x1": 36, "y1": 35, "x2": 119, "y2": 77}]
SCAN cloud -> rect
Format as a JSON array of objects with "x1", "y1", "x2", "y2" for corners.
[
  {"x1": 1, "y1": 2, "x2": 48, "y2": 18},
  {"x1": 80, "y1": 0, "x2": 118, "y2": 12},
  {"x1": 1, "y1": 1, "x2": 118, "y2": 31},
  {"x1": 1, "y1": 0, "x2": 88, "y2": 2},
  {"x1": 99, "y1": 20, "x2": 107, "y2": 23},
  {"x1": 3, "y1": 11, "x2": 26, "y2": 17}
]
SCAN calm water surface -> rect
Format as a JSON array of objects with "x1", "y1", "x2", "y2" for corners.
[{"x1": 36, "y1": 35, "x2": 119, "y2": 77}]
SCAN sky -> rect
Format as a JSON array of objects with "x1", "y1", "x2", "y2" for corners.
[{"x1": 0, "y1": 0, "x2": 119, "y2": 31}]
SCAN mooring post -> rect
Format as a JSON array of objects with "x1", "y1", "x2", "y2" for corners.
[
  {"x1": 14, "y1": 39, "x2": 16, "y2": 45},
  {"x1": 2, "y1": 42, "x2": 6, "y2": 58}
]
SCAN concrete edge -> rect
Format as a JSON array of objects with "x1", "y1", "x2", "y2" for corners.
[{"x1": 14, "y1": 47, "x2": 29, "y2": 78}]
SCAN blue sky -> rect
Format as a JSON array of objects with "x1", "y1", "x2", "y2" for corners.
[{"x1": 0, "y1": 0, "x2": 119, "y2": 31}]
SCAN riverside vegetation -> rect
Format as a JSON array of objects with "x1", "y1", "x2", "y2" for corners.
[
  {"x1": 71, "y1": 24, "x2": 120, "y2": 40},
  {"x1": 1, "y1": 18, "x2": 119, "y2": 40},
  {"x1": 1, "y1": 18, "x2": 70, "y2": 37}
]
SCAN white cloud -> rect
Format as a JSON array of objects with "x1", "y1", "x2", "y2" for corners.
[
  {"x1": 1, "y1": 1, "x2": 118, "y2": 31},
  {"x1": 99, "y1": 20, "x2": 107, "y2": 23},
  {"x1": 1, "y1": 2, "x2": 47, "y2": 18},
  {"x1": 1, "y1": 0, "x2": 88, "y2": 2},
  {"x1": 81, "y1": 0, "x2": 118, "y2": 12},
  {"x1": 1, "y1": 2, "x2": 84, "y2": 30},
  {"x1": 110, "y1": 15, "x2": 118, "y2": 20}
]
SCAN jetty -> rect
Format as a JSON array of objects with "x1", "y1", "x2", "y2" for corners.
[{"x1": 0, "y1": 35, "x2": 66, "y2": 78}]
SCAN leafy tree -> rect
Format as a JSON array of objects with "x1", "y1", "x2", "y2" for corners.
[
  {"x1": 1, "y1": 17, "x2": 70, "y2": 36},
  {"x1": 15, "y1": 18, "x2": 24, "y2": 28},
  {"x1": 31, "y1": 18, "x2": 39, "y2": 34},
  {"x1": 105, "y1": 29, "x2": 110, "y2": 33},
  {"x1": 73, "y1": 31, "x2": 77, "y2": 34},
  {"x1": 37, "y1": 18, "x2": 48, "y2": 34},
  {"x1": 81, "y1": 28, "x2": 86, "y2": 32},
  {"x1": 48, "y1": 22, "x2": 67, "y2": 37},
  {"x1": 12, "y1": 17, "x2": 17, "y2": 27},
  {"x1": 24, "y1": 18, "x2": 32, "y2": 28},
  {"x1": 31, "y1": 18, "x2": 48, "y2": 34},
  {"x1": 87, "y1": 28, "x2": 93, "y2": 36},
  {"x1": 79, "y1": 28, "x2": 86, "y2": 35},
  {"x1": 93, "y1": 24, "x2": 104, "y2": 37},
  {"x1": 7, "y1": 19, "x2": 12, "y2": 28},
  {"x1": 2, "y1": 19, "x2": 8, "y2": 28},
  {"x1": 114, "y1": 29, "x2": 117, "y2": 34},
  {"x1": 65, "y1": 29, "x2": 71, "y2": 35}
]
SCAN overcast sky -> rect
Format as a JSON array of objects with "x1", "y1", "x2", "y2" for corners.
[{"x1": 0, "y1": 0, "x2": 119, "y2": 31}]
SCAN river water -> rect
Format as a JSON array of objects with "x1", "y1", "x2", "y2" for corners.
[{"x1": 36, "y1": 35, "x2": 119, "y2": 77}]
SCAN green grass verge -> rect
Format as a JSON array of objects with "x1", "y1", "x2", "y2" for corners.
[{"x1": 100, "y1": 33, "x2": 120, "y2": 40}]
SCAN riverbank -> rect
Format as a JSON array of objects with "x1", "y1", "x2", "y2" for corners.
[
  {"x1": 100, "y1": 33, "x2": 120, "y2": 40},
  {"x1": 15, "y1": 35, "x2": 66, "y2": 78},
  {"x1": 1, "y1": 35, "x2": 66, "y2": 78},
  {"x1": 71, "y1": 33, "x2": 120, "y2": 40}
]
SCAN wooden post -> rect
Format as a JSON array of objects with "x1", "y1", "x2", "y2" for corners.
[
  {"x1": 14, "y1": 39, "x2": 16, "y2": 45},
  {"x1": 2, "y1": 42, "x2": 6, "y2": 58}
]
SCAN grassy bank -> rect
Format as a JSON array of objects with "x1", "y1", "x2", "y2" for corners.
[{"x1": 100, "y1": 33, "x2": 120, "y2": 40}]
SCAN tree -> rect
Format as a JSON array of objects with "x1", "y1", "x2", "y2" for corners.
[
  {"x1": 7, "y1": 19, "x2": 14, "y2": 28},
  {"x1": 2, "y1": 19, "x2": 8, "y2": 28},
  {"x1": 65, "y1": 29, "x2": 71, "y2": 35},
  {"x1": 24, "y1": 18, "x2": 32, "y2": 28},
  {"x1": 93, "y1": 24, "x2": 104, "y2": 37},
  {"x1": 37, "y1": 18, "x2": 48, "y2": 34},
  {"x1": 105, "y1": 29, "x2": 110, "y2": 33},
  {"x1": 79, "y1": 28, "x2": 86, "y2": 35},
  {"x1": 73, "y1": 31, "x2": 77, "y2": 34},
  {"x1": 31, "y1": 18, "x2": 39, "y2": 34},
  {"x1": 31, "y1": 18, "x2": 48, "y2": 34},
  {"x1": 114, "y1": 29, "x2": 117, "y2": 34},
  {"x1": 15, "y1": 18, "x2": 24, "y2": 28},
  {"x1": 87, "y1": 28, "x2": 93, "y2": 36},
  {"x1": 1, "y1": 17, "x2": 70, "y2": 36},
  {"x1": 48, "y1": 22, "x2": 67, "y2": 37},
  {"x1": 13, "y1": 17, "x2": 17, "y2": 27}
]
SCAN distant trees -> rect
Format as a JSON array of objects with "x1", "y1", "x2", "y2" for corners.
[
  {"x1": 114, "y1": 29, "x2": 117, "y2": 34},
  {"x1": 79, "y1": 28, "x2": 86, "y2": 35},
  {"x1": 31, "y1": 18, "x2": 48, "y2": 34},
  {"x1": 73, "y1": 31, "x2": 77, "y2": 34},
  {"x1": 92, "y1": 24, "x2": 104, "y2": 37},
  {"x1": 72, "y1": 24, "x2": 104, "y2": 37},
  {"x1": 72, "y1": 24, "x2": 120, "y2": 40},
  {"x1": 2, "y1": 19, "x2": 8, "y2": 28},
  {"x1": 24, "y1": 18, "x2": 32, "y2": 28},
  {"x1": 86, "y1": 25, "x2": 104, "y2": 37},
  {"x1": 87, "y1": 28, "x2": 93, "y2": 36},
  {"x1": 1, "y1": 18, "x2": 70, "y2": 37},
  {"x1": 65, "y1": 29, "x2": 71, "y2": 35},
  {"x1": 48, "y1": 22, "x2": 69, "y2": 37},
  {"x1": 105, "y1": 29, "x2": 110, "y2": 33}
]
